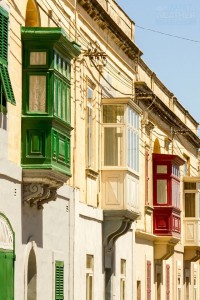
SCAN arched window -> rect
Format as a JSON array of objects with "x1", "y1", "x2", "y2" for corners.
[
  {"x1": 0, "y1": 213, "x2": 14, "y2": 300},
  {"x1": 153, "y1": 138, "x2": 161, "y2": 154},
  {"x1": 25, "y1": 0, "x2": 40, "y2": 27},
  {"x1": 27, "y1": 248, "x2": 37, "y2": 300}
]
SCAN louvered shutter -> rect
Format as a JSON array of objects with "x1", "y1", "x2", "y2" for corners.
[
  {"x1": 55, "y1": 261, "x2": 64, "y2": 300},
  {"x1": 166, "y1": 264, "x2": 170, "y2": 300},
  {"x1": 147, "y1": 260, "x2": 151, "y2": 300},
  {"x1": 0, "y1": 6, "x2": 15, "y2": 104}
]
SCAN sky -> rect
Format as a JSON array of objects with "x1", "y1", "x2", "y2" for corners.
[{"x1": 116, "y1": 0, "x2": 200, "y2": 124}]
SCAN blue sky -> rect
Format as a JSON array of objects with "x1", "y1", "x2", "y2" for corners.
[{"x1": 116, "y1": 0, "x2": 200, "y2": 124}]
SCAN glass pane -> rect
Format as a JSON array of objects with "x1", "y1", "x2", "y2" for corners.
[
  {"x1": 62, "y1": 83, "x2": 66, "y2": 121},
  {"x1": 103, "y1": 105, "x2": 124, "y2": 123},
  {"x1": 67, "y1": 87, "x2": 70, "y2": 123},
  {"x1": 86, "y1": 255, "x2": 93, "y2": 269},
  {"x1": 30, "y1": 52, "x2": 46, "y2": 65},
  {"x1": 104, "y1": 127, "x2": 123, "y2": 166},
  {"x1": 157, "y1": 165, "x2": 167, "y2": 174},
  {"x1": 185, "y1": 193, "x2": 195, "y2": 217},
  {"x1": 157, "y1": 179, "x2": 167, "y2": 204},
  {"x1": 184, "y1": 182, "x2": 196, "y2": 190},
  {"x1": 121, "y1": 259, "x2": 126, "y2": 275},
  {"x1": 172, "y1": 179, "x2": 180, "y2": 208},
  {"x1": 29, "y1": 75, "x2": 46, "y2": 112}
]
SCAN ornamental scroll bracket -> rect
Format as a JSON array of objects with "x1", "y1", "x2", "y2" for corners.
[
  {"x1": 22, "y1": 169, "x2": 68, "y2": 209},
  {"x1": 23, "y1": 183, "x2": 57, "y2": 209}
]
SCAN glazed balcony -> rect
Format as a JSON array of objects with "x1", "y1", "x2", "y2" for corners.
[
  {"x1": 21, "y1": 27, "x2": 80, "y2": 208},
  {"x1": 183, "y1": 180, "x2": 200, "y2": 260},
  {"x1": 101, "y1": 98, "x2": 142, "y2": 221},
  {"x1": 153, "y1": 153, "x2": 184, "y2": 259}
]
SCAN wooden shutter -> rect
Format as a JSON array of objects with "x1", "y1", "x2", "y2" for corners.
[
  {"x1": 0, "y1": 251, "x2": 14, "y2": 300},
  {"x1": 55, "y1": 261, "x2": 64, "y2": 300},
  {"x1": 0, "y1": 7, "x2": 15, "y2": 104},
  {"x1": 145, "y1": 150, "x2": 149, "y2": 205},
  {"x1": 0, "y1": 6, "x2": 8, "y2": 63},
  {"x1": 166, "y1": 264, "x2": 170, "y2": 300},
  {"x1": 147, "y1": 260, "x2": 151, "y2": 300}
]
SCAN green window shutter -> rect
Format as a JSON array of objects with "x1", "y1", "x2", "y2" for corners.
[
  {"x1": 55, "y1": 261, "x2": 64, "y2": 300},
  {"x1": 0, "y1": 6, "x2": 8, "y2": 63},
  {"x1": 0, "y1": 64, "x2": 15, "y2": 104},
  {"x1": 0, "y1": 7, "x2": 15, "y2": 105}
]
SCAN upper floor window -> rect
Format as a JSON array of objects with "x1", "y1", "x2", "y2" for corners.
[
  {"x1": 86, "y1": 84, "x2": 95, "y2": 169},
  {"x1": 184, "y1": 182, "x2": 200, "y2": 218},
  {"x1": 0, "y1": 6, "x2": 15, "y2": 111},
  {"x1": 102, "y1": 102, "x2": 139, "y2": 172}
]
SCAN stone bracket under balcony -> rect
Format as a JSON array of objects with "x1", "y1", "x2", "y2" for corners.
[
  {"x1": 22, "y1": 169, "x2": 68, "y2": 209},
  {"x1": 154, "y1": 236, "x2": 180, "y2": 260},
  {"x1": 103, "y1": 210, "x2": 137, "y2": 268},
  {"x1": 184, "y1": 246, "x2": 200, "y2": 262}
]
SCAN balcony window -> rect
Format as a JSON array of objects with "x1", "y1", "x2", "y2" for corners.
[
  {"x1": 21, "y1": 27, "x2": 80, "y2": 175},
  {"x1": 184, "y1": 182, "x2": 199, "y2": 218},
  {"x1": 103, "y1": 104, "x2": 139, "y2": 171}
]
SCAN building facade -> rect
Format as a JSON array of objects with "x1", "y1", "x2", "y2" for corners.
[{"x1": 0, "y1": 0, "x2": 200, "y2": 299}]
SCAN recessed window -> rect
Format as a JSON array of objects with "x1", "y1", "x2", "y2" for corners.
[
  {"x1": 86, "y1": 255, "x2": 94, "y2": 300},
  {"x1": 185, "y1": 193, "x2": 195, "y2": 217}
]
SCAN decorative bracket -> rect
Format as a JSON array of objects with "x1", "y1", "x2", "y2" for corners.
[
  {"x1": 22, "y1": 169, "x2": 68, "y2": 209},
  {"x1": 23, "y1": 183, "x2": 57, "y2": 209}
]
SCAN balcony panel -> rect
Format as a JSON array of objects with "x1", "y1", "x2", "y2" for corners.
[
  {"x1": 101, "y1": 170, "x2": 140, "y2": 220},
  {"x1": 184, "y1": 219, "x2": 200, "y2": 246},
  {"x1": 153, "y1": 207, "x2": 181, "y2": 237}
]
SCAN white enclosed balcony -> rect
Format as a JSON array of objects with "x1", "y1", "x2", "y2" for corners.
[{"x1": 101, "y1": 98, "x2": 141, "y2": 220}]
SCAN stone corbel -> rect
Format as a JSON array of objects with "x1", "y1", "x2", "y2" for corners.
[
  {"x1": 23, "y1": 183, "x2": 57, "y2": 209},
  {"x1": 22, "y1": 169, "x2": 67, "y2": 209}
]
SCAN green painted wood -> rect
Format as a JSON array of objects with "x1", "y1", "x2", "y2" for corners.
[
  {"x1": 0, "y1": 251, "x2": 14, "y2": 300},
  {"x1": 21, "y1": 27, "x2": 79, "y2": 176},
  {"x1": 0, "y1": 7, "x2": 16, "y2": 105},
  {"x1": 55, "y1": 261, "x2": 64, "y2": 300}
]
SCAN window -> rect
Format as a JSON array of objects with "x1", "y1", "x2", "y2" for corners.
[
  {"x1": 55, "y1": 261, "x2": 64, "y2": 300},
  {"x1": 137, "y1": 281, "x2": 141, "y2": 300},
  {"x1": 183, "y1": 154, "x2": 190, "y2": 176},
  {"x1": 147, "y1": 261, "x2": 151, "y2": 300},
  {"x1": 103, "y1": 104, "x2": 139, "y2": 171},
  {"x1": 166, "y1": 265, "x2": 170, "y2": 300},
  {"x1": 86, "y1": 255, "x2": 94, "y2": 300},
  {"x1": 0, "y1": 6, "x2": 15, "y2": 110},
  {"x1": 86, "y1": 85, "x2": 95, "y2": 169},
  {"x1": 120, "y1": 259, "x2": 126, "y2": 300},
  {"x1": 184, "y1": 182, "x2": 198, "y2": 218},
  {"x1": 127, "y1": 106, "x2": 139, "y2": 172}
]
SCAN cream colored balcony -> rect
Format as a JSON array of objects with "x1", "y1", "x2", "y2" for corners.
[
  {"x1": 183, "y1": 180, "x2": 200, "y2": 261},
  {"x1": 101, "y1": 169, "x2": 140, "y2": 220},
  {"x1": 101, "y1": 98, "x2": 142, "y2": 220}
]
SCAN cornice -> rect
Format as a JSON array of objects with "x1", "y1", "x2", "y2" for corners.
[{"x1": 77, "y1": 0, "x2": 142, "y2": 60}]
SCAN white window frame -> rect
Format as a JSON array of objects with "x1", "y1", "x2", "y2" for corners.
[{"x1": 102, "y1": 99, "x2": 140, "y2": 173}]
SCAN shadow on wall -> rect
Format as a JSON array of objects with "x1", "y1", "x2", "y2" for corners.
[{"x1": 21, "y1": 205, "x2": 43, "y2": 248}]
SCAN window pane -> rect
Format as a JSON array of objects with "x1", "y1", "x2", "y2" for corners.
[
  {"x1": 104, "y1": 127, "x2": 123, "y2": 166},
  {"x1": 127, "y1": 106, "x2": 139, "y2": 172},
  {"x1": 103, "y1": 105, "x2": 124, "y2": 123},
  {"x1": 185, "y1": 193, "x2": 195, "y2": 217},
  {"x1": 157, "y1": 165, "x2": 167, "y2": 174},
  {"x1": 172, "y1": 179, "x2": 180, "y2": 208},
  {"x1": 29, "y1": 75, "x2": 46, "y2": 112},
  {"x1": 157, "y1": 179, "x2": 167, "y2": 204},
  {"x1": 30, "y1": 52, "x2": 46, "y2": 65},
  {"x1": 184, "y1": 182, "x2": 196, "y2": 190}
]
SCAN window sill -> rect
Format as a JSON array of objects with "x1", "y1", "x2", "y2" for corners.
[{"x1": 86, "y1": 168, "x2": 99, "y2": 179}]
